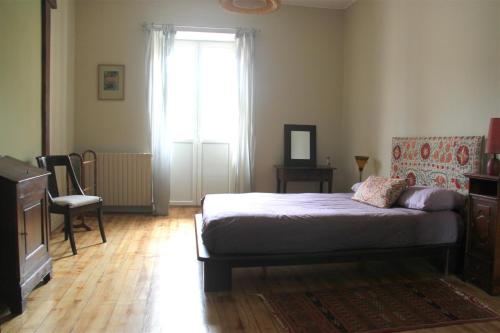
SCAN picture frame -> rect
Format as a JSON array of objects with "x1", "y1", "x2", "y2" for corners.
[{"x1": 98, "y1": 64, "x2": 125, "y2": 100}]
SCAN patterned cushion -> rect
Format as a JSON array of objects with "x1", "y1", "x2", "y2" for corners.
[
  {"x1": 352, "y1": 176, "x2": 408, "y2": 208},
  {"x1": 391, "y1": 136, "x2": 482, "y2": 194}
]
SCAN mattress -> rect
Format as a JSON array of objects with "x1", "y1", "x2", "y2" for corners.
[{"x1": 201, "y1": 192, "x2": 463, "y2": 254}]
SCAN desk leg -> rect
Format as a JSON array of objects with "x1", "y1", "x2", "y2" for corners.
[
  {"x1": 319, "y1": 182, "x2": 323, "y2": 193},
  {"x1": 328, "y1": 180, "x2": 332, "y2": 193}
]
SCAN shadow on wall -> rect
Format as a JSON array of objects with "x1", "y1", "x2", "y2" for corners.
[{"x1": 338, "y1": 0, "x2": 388, "y2": 192}]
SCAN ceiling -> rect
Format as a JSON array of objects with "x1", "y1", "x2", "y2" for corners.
[{"x1": 282, "y1": 0, "x2": 357, "y2": 10}]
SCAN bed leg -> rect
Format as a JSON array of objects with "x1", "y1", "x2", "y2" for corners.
[{"x1": 204, "y1": 261, "x2": 232, "y2": 292}]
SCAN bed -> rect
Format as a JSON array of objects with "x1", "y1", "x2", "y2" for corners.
[{"x1": 195, "y1": 136, "x2": 483, "y2": 291}]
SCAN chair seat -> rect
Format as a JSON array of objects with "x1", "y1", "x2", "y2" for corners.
[{"x1": 52, "y1": 195, "x2": 101, "y2": 208}]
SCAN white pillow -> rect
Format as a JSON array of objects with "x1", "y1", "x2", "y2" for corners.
[
  {"x1": 351, "y1": 182, "x2": 363, "y2": 192},
  {"x1": 397, "y1": 186, "x2": 466, "y2": 211}
]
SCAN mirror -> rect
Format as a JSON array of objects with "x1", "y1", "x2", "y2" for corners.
[
  {"x1": 284, "y1": 124, "x2": 316, "y2": 167},
  {"x1": 291, "y1": 131, "x2": 311, "y2": 159}
]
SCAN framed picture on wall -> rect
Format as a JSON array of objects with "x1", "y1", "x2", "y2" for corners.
[{"x1": 98, "y1": 64, "x2": 125, "y2": 100}]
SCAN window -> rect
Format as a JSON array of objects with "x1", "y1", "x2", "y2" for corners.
[{"x1": 167, "y1": 31, "x2": 237, "y2": 143}]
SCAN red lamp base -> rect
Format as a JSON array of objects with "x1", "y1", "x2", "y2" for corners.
[{"x1": 487, "y1": 156, "x2": 500, "y2": 176}]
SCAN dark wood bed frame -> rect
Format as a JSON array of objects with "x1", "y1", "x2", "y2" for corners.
[
  {"x1": 195, "y1": 136, "x2": 481, "y2": 292},
  {"x1": 195, "y1": 214, "x2": 460, "y2": 292}
]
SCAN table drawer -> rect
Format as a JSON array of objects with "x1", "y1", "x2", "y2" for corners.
[{"x1": 281, "y1": 169, "x2": 330, "y2": 181}]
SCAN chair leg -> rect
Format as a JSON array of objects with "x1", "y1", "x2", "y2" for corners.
[
  {"x1": 97, "y1": 206, "x2": 107, "y2": 243},
  {"x1": 64, "y1": 226, "x2": 68, "y2": 241},
  {"x1": 65, "y1": 214, "x2": 77, "y2": 255}
]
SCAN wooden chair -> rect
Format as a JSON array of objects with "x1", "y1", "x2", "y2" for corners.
[{"x1": 36, "y1": 155, "x2": 107, "y2": 255}]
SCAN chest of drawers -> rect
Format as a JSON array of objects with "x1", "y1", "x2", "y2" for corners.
[
  {"x1": 464, "y1": 173, "x2": 500, "y2": 295},
  {"x1": 0, "y1": 156, "x2": 52, "y2": 314}
]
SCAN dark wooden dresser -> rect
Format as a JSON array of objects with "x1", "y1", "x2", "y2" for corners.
[
  {"x1": 464, "y1": 173, "x2": 500, "y2": 295},
  {"x1": 0, "y1": 156, "x2": 52, "y2": 314}
]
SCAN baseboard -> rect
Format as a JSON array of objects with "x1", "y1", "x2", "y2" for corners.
[
  {"x1": 102, "y1": 206, "x2": 153, "y2": 214},
  {"x1": 50, "y1": 214, "x2": 64, "y2": 232}
]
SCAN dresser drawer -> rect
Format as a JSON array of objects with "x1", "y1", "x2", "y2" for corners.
[
  {"x1": 467, "y1": 196, "x2": 498, "y2": 261},
  {"x1": 17, "y1": 177, "x2": 47, "y2": 200},
  {"x1": 464, "y1": 254, "x2": 493, "y2": 292}
]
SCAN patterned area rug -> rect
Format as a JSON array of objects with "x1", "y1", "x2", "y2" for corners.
[{"x1": 262, "y1": 279, "x2": 499, "y2": 333}]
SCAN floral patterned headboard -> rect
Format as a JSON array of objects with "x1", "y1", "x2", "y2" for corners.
[{"x1": 391, "y1": 136, "x2": 483, "y2": 194}]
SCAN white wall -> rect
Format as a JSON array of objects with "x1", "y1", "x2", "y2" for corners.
[
  {"x1": 339, "y1": 0, "x2": 500, "y2": 191},
  {"x1": 0, "y1": 0, "x2": 41, "y2": 163},
  {"x1": 51, "y1": 0, "x2": 76, "y2": 155},
  {"x1": 50, "y1": 0, "x2": 77, "y2": 229},
  {"x1": 74, "y1": 0, "x2": 344, "y2": 193},
  {"x1": 0, "y1": 0, "x2": 75, "y2": 228},
  {"x1": 72, "y1": 0, "x2": 500, "y2": 194}
]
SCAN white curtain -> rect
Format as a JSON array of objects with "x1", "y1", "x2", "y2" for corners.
[
  {"x1": 234, "y1": 29, "x2": 256, "y2": 193},
  {"x1": 146, "y1": 25, "x2": 176, "y2": 215}
]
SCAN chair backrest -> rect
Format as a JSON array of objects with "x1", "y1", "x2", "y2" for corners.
[
  {"x1": 36, "y1": 155, "x2": 84, "y2": 199},
  {"x1": 68, "y1": 153, "x2": 83, "y2": 195}
]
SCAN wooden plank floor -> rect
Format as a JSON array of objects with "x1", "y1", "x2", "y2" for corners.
[{"x1": 2, "y1": 207, "x2": 500, "y2": 332}]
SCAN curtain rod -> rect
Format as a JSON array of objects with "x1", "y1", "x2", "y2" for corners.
[{"x1": 142, "y1": 23, "x2": 259, "y2": 33}]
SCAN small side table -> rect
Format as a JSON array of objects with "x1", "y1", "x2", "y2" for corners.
[
  {"x1": 464, "y1": 173, "x2": 500, "y2": 295},
  {"x1": 274, "y1": 165, "x2": 334, "y2": 193}
]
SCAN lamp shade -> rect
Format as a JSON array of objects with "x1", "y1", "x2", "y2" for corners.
[
  {"x1": 486, "y1": 118, "x2": 500, "y2": 154},
  {"x1": 355, "y1": 156, "x2": 369, "y2": 171},
  {"x1": 219, "y1": 0, "x2": 280, "y2": 14}
]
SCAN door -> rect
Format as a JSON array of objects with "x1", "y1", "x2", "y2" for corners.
[
  {"x1": 17, "y1": 178, "x2": 50, "y2": 279},
  {"x1": 168, "y1": 32, "x2": 238, "y2": 205}
]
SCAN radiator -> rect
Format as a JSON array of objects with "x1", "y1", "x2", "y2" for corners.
[{"x1": 96, "y1": 153, "x2": 153, "y2": 212}]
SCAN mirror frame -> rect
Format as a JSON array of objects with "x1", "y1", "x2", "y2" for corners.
[{"x1": 284, "y1": 124, "x2": 317, "y2": 167}]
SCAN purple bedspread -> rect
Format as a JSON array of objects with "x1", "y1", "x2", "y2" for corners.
[{"x1": 201, "y1": 193, "x2": 462, "y2": 254}]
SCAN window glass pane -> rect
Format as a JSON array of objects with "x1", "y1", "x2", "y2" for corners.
[
  {"x1": 176, "y1": 31, "x2": 235, "y2": 42},
  {"x1": 198, "y1": 42, "x2": 238, "y2": 142},
  {"x1": 167, "y1": 40, "x2": 197, "y2": 141}
]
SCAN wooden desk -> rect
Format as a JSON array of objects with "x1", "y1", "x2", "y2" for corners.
[{"x1": 274, "y1": 165, "x2": 334, "y2": 193}]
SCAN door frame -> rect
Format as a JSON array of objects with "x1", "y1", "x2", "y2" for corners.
[{"x1": 42, "y1": 0, "x2": 57, "y2": 155}]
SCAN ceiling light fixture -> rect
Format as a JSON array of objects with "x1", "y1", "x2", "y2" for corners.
[{"x1": 219, "y1": 0, "x2": 281, "y2": 14}]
